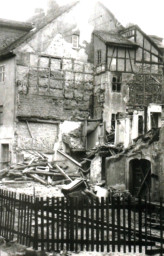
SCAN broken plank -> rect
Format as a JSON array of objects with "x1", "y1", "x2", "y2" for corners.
[
  {"x1": 55, "y1": 164, "x2": 72, "y2": 181},
  {"x1": 29, "y1": 174, "x2": 47, "y2": 185},
  {"x1": 57, "y1": 150, "x2": 82, "y2": 167}
]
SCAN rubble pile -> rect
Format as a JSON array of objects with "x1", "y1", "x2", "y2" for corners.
[{"x1": 0, "y1": 150, "x2": 86, "y2": 197}]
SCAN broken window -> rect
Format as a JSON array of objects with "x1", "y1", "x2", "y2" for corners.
[
  {"x1": 0, "y1": 105, "x2": 3, "y2": 125},
  {"x1": 0, "y1": 65, "x2": 5, "y2": 82},
  {"x1": 138, "y1": 115, "x2": 144, "y2": 135},
  {"x1": 111, "y1": 113, "x2": 116, "y2": 131},
  {"x1": 112, "y1": 74, "x2": 121, "y2": 92},
  {"x1": 97, "y1": 50, "x2": 102, "y2": 65},
  {"x1": 72, "y1": 35, "x2": 79, "y2": 48}
]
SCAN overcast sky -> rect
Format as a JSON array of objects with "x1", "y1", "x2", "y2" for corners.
[{"x1": 0, "y1": 0, "x2": 164, "y2": 39}]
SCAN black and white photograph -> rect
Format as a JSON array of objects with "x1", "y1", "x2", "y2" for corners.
[{"x1": 0, "y1": 0, "x2": 164, "y2": 255}]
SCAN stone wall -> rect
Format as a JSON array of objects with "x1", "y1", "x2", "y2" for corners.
[{"x1": 16, "y1": 54, "x2": 94, "y2": 121}]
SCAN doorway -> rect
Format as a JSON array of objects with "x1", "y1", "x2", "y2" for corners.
[{"x1": 129, "y1": 159, "x2": 151, "y2": 197}]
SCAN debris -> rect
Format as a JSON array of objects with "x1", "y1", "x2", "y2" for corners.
[{"x1": 55, "y1": 164, "x2": 72, "y2": 181}]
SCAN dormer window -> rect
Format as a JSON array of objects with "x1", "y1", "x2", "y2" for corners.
[{"x1": 72, "y1": 35, "x2": 79, "y2": 48}]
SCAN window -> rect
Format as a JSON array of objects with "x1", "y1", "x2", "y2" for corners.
[
  {"x1": 0, "y1": 105, "x2": 3, "y2": 125},
  {"x1": 112, "y1": 74, "x2": 121, "y2": 92},
  {"x1": 151, "y1": 112, "x2": 161, "y2": 128},
  {"x1": 138, "y1": 115, "x2": 143, "y2": 135},
  {"x1": 1, "y1": 144, "x2": 10, "y2": 168},
  {"x1": 111, "y1": 113, "x2": 116, "y2": 131},
  {"x1": 97, "y1": 50, "x2": 102, "y2": 65},
  {"x1": 72, "y1": 35, "x2": 79, "y2": 48},
  {"x1": 0, "y1": 66, "x2": 5, "y2": 82}
]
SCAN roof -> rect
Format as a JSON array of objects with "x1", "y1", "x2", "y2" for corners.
[
  {"x1": 0, "y1": 18, "x2": 33, "y2": 31},
  {"x1": 94, "y1": 30, "x2": 139, "y2": 48},
  {"x1": 0, "y1": 1, "x2": 79, "y2": 59},
  {"x1": 120, "y1": 25, "x2": 163, "y2": 54}
]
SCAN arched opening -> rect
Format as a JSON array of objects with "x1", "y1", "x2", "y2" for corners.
[{"x1": 129, "y1": 159, "x2": 151, "y2": 197}]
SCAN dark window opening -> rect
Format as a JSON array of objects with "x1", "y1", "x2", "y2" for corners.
[
  {"x1": 138, "y1": 115, "x2": 143, "y2": 135},
  {"x1": 111, "y1": 113, "x2": 116, "y2": 131},
  {"x1": 97, "y1": 50, "x2": 102, "y2": 65},
  {"x1": 112, "y1": 75, "x2": 121, "y2": 92},
  {"x1": 151, "y1": 112, "x2": 160, "y2": 129}
]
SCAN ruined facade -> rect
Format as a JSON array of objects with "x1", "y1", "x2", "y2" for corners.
[
  {"x1": 0, "y1": 1, "x2": 120, "y2": 167},
  {"x1": 0, "y1": 0, "x2": 164, "y2": 199}
]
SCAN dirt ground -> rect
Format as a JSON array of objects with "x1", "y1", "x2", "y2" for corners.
[{"x1": 0, "y1": 242, "x2": 147, "y2": 256}]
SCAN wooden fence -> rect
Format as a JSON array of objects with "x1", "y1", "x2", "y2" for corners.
[{"x1": 0, "y1": 189, "x2": 164, "y2": 254}]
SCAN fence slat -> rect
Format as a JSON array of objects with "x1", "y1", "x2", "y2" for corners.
[
  {"x1": 101, "y1": 197, "x2": 104, "y2": 252},
  {"x1": 91, "y1": 198, "x2": 94, "y2": 252},
  {"x1": 80, "y1": 198, "x2": 84, "y2": 251},
  {"x1": 34, "y1": 197, "x2": 39, "y2": 250},
  {"x1": 123, "y1": 197, "x2": 126, "y2": 253},
  {"x1": 138, "y1": 197, "x2": 142, "y2": 253},
  {"x1": 96, "y1": 198, "x2": 99, "y2": 252},
  {"x1": 112, "y1": 197, "x2": 115, "y2": 252},
  {"x1": 117, "y1": 197, "x2": 121, "y2": 252},
  {"x1": 128, "y1": 196, "x2": 131, "y2": 252}
]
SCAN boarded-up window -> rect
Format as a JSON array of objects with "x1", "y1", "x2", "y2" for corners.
[{"x1": 0, "y1": 66, "x2": 5, "y2": 82}]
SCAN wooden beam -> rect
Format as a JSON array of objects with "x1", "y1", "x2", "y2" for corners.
[
  {"x1": 57, "y1": 150, "x2": 82, "y2": 167},
  {"x1": 137, "y1": 168, "x2": 150, "y2": 197},
  {"x1": 26, "y1": 121, "x2": 33, "y2": 139},
  {"x1": 55, "y1": 164, "x2": 72, "y2": 181}
]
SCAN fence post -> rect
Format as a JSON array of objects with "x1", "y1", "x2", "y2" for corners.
[{"x1": 33, "y1": 197, "x2": 39, "y2": 250}]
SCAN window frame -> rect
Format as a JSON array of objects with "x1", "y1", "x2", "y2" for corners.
[
  {"x1": 97, "y1": 50, "x2": 102, "y2": 65},
  {"x1": 72, "y1": 34, "x2": 79, "y2": 49},
  {"x1": 112, "y1": 74, "x2": 122, "y2": 92},
  {"x1": 0, "y1": 65, "x2": 5, "y2": 82}
]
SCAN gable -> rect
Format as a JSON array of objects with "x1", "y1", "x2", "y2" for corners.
[{"x1": 120, "y1": 26, "x2": 163, "y2": 64}]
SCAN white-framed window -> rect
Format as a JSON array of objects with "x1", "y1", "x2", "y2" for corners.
[
  {"x1": 0, "y1": 66, "x2": 5, "y2": 82},
  {"x1": 72, "y1": 35, "x2": 79, "y2": 48}
]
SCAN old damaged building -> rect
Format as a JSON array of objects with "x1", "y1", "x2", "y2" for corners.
[
  {"x1": 0, "y1": 0, "x2": 164, "y2": 200},
  {"x1": 93, "y1": 25, "x2": 164, "y2": 199},
  {"x1": 0, "y1": 0, "x2": 121, "y2": 167}
]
